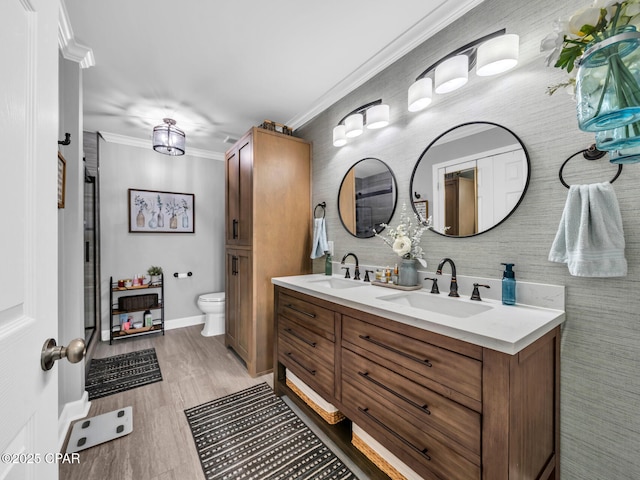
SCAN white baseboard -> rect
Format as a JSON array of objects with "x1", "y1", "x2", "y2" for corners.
[
  {"x1": 101, "y1": 315, "x2": 205, "y2": 341},
  {"x1": 58, "y1": 391, "x2": 91, "y2": 452},
  {"x1": 164, "y1": 315, "x2": 204, "y2": 331}
]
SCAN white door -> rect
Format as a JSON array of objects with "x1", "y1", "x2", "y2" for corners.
[{"x1": 0, "y1": 1, "x2": 60, "y2": 479}]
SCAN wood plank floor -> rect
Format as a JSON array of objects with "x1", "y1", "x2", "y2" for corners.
[{"x1": 60, "y1": 325, "x2": 272, "y2": 480}]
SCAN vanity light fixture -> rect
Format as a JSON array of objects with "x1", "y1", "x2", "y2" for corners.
[
  {"x1": 407, "y1": 29, "x2": 519, "y2": 112},
  {"x1": 152, "y1": 118, "x2": 186, "y2": 156},
  {"x1": 333, "y1": 99, "x2": 390, "y2": 147}
]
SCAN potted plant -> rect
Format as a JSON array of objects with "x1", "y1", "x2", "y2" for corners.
[{"x1": 147, "y1": 266, "x2": 163, "y2": 285}]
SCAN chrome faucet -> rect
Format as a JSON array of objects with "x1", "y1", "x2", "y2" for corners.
[
  {"x1": 341, "y1": 252, "x2": 360, "y2": 280},
  {"x1": 436, "y1": 258, "x2": 459, "y2": 297}
]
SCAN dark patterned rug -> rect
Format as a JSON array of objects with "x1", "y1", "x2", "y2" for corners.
[
  {"x1": 85, "y1": 348, "x2": 162, "y2": 400},
  {"x1": 185, "y1": 383, "x2": 359, "y2": 480}
]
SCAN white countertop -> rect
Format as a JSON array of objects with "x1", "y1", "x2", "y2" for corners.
[{"x1": 272, "y1": 274, "x2": 565, "y2": 355}]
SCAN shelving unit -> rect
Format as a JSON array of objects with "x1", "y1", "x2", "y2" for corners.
[{"x1": 109, "y1": 275, "x2": 164, "y2": 344}]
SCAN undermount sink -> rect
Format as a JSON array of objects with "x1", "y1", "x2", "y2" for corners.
[
  {"x1": 377, "y1": 291, "x2": 492, "y2": 318},
  {"x1": 308, "y1": 277, "x2": 366, "y2": 289}
]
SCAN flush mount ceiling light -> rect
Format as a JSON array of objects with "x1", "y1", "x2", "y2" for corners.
[
  {"x1": 152, "y1": 118, "x2": 185, "y2": 156},
  {"x1": 407, "y1": 29, "x2": 519, "y2": 112},
  {"x1": 333, "y1": 99, "x2": 390, "y2": 147}
]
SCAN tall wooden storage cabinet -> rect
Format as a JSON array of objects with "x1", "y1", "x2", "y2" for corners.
[{"x1": 225, "y1": 127, "x2": 312, "y2": 377}]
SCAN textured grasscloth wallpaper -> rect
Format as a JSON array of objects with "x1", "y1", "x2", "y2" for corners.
[{"x1": 297, "y1": 0, "x2": 640, "y2": 478}]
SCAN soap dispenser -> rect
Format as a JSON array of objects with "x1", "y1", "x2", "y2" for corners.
[
  {"x1": 501, "y1": 263, "x2": 516, "y2": 305},
  {"x1": 325, "y1": 251, "x2": 332, "y2": 276}
]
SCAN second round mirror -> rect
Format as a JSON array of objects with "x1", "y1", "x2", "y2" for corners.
[{"x1": 410, "y1": 122, "x2": 530, "y2": 237}]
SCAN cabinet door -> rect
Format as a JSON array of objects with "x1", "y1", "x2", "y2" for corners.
[
  {"x1": 225, "y1": 249, "x2": 252, "y2": 363},
  {"x1": 226, "y1": 137, "x2": 253, "y2": 246}
]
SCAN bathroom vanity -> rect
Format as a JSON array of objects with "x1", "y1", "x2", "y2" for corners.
[{"x1": 272, "y1": 274, "x2": 564, "y2": 480}]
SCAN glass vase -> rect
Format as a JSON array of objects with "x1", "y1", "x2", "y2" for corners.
[
  {"x1": 595, "y1": 120, "x2": 640, "y2": 150},
  {"x1": 576, "y1": 26, "x2": 640, "y2": 132},
  {"x1": 398, "y1": 258, "x2": 419, "y2": 287},
  {"x1": 609, "y1": 143, "x2": 640, "y2": 164}
]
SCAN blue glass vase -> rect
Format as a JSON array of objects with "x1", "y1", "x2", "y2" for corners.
[
  {"x1": 576, "y1": 26, "x2": 640, "y2": 132},
  {"x1": 595, "y1": 120, "x2": 640, "y2": 150}
]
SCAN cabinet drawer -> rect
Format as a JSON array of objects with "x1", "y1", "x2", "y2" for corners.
[
  {"x1": 278, "y1": 316, "x2": 334, "y2": 369},
  {"x1": 342, "y1": 348, "x2": 480, "y2": 456},
  {"x1": 343, "y1": 380, "x2": 480, "y2": 480},
  {"x1": 279, "y1": 335, "x2": 334, "y2": 399},
  {"x1": 343, "y1": 316, "x2": 481, "y2": 403},
  {"x1": 278, "y1": 292, "x2": 335, "y2": 341}
]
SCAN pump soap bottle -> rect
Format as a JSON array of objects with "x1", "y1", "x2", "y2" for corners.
[
  {"x1": 501, "y1": 263, "x2": 516, "y2": 305},
  {"x1": 325, "y1": 251, "x2": 332, "y2": 276}
]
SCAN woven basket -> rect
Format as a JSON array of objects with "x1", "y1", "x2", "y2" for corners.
[
  {"x1": 352, "y1": 433, "x2": 407, "y2": 480},
  {"x1": 118, "y1": 293, "x2": 157, "y2": 311},
  {"x1": 286, "y1": 378, "x2": 345, "y2": 424}
]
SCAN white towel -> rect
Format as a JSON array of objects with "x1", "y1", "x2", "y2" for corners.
[
  {"x1": 549, "y1": 182, "x2": 627, "y2": 277},
  {"x1": 311, "y1": 218, "x2": 329, "y2": 259}
]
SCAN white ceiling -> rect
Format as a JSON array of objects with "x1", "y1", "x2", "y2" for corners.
[{"x1": 62, "y1": 0, "x2": 485, "y2": 157}]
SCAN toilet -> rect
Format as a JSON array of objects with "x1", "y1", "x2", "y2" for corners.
[{"x1": 197, "y1": 292, "x2": 225, "y2": 337}]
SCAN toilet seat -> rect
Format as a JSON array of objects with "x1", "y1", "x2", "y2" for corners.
[{"x1": 198, "y1": 292, "x2": 225, "y2": 302}]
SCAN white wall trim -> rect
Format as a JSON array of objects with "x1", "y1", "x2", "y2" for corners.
[
  {"x1": 58, "y1": 391, "x2": 91, "y2": 452},
  {"x1": 99, "y1": 131, "x2": 224, "y2": 160},
  {"x1": 165, "y1": 315, "x2": 204, "y2": 331},
  {"x1": 100, "y1": 315, "x2": 205, "y2": 342},
  {"x1": 286, "y1": 0, "x2": 486, "y2": 130},
  {"x1": 58, "y1": 1, "x2": 95, "y2": 68}
]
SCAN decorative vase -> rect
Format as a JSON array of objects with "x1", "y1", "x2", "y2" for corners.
[
  {"x1": 157, "y1": 212, "x2": 164, "y2": 228},
  {"x1": 170, "y1": 215, "x2": 177, "y2": 229},
  {"x1": 595, "y1": 120, "x2": 640, "y2": 151},
  {"x1": 609, "y1": 143, "x2": 640, "y2": 164},
  {"x1": 576, "y1": 26, "x2": 640, "y2": 132},
  {"x1": 149, "y1": 214, "x2": 157, "y2": 229},
  {"x1": 136, "y1": 210, "x2": 145, "y2": 228},
  {"x1": 398, "y1": 258, "x2": 419, "y2": 287},
  {"x1": 182, "y1": 215, "x2": 189, "y2": 228}
]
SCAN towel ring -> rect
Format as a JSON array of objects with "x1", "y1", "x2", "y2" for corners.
[
  {"x1": 559, "y1": 144, "x2": 623, "y2": 189},
  {"x1": 314, "y1": 202, "x2": 326, "y2": 219}
]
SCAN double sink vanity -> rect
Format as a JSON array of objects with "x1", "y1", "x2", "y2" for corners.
[{"x1": 272, "y1": 272, "x2": 565, "y2": 480}]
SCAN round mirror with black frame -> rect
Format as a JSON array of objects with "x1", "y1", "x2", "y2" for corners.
[
  {"x1": 338, "y1": 157, "x2": 398, "y2": 238},
  {"x1": 410, "y1": 122, "x2": 530, "y2": 237}
]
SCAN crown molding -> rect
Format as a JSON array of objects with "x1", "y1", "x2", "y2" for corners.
[
  {"x1": 59, "y1": 1, "x2": 95, "y2": 68},
  {"x1": 99, "y1": 131, "x2": 224, "y2": 161},
  {"x1": 286, "y1": 0, "x2": 486, "y2": 130}
]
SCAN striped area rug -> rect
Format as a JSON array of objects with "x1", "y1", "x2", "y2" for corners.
[
  {"x1": 184, "y1": 383, "x2": 359, "y2": 480},
  {"x1": 85, "y1": 348, "x2": 162, "y2": 400}
]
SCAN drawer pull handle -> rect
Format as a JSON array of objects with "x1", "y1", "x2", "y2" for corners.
[
  {"x1": 285, "y1": 352, "x2": 316, "y2": 376},
  {"x1": 358, "y1": 371, "x2": 430, "y2": 415},
  {"x1": 358, "y1": 407, "x2": 431, "y2": 462},
  {"x1": 284, "y1": 328, "x2": 316, "y2": 347},
  {"x1": 359, "y1": 335, "x2": 432, "y2": 368},
  {"x1": 284, "y1": 304, "x2": 316, "y2": 318}
]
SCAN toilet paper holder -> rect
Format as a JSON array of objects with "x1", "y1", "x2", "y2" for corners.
[{"x1": 174, "y1": 272, "x2": 193, "y2": 278}]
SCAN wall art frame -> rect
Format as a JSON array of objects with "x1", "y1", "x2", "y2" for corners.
[{"x1": 128, "y1": 188, "x2": 195, "y2": 233}]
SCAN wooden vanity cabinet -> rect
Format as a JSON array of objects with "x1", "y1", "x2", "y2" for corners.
[
  {"x1": 276, "y1": 290, "x2": 338, "y2": 399},
  {"x1": 225, "y1": 128, "x2": 311, "y2": 376},
  {"x1": 274, "y1": 286, "x2": 560, "y2": 480}
]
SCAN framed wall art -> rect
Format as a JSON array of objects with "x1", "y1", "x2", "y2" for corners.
[
  {"x1": 58, "y1": 152, "x2": 66, "y2": 209},
  {"x1": 128, "y1": 188, "x2": 195, "y2": 233}
]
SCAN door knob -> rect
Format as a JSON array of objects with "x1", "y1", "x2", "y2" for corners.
[{"x1": 41, "y1": 338, "x2": 86, "y2": 371}]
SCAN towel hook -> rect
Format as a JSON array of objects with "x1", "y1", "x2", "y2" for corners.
[
  {"x1": 559, "y1": 144, "x2": 623, "y2": 189},
  {"x1": 314, "y1": 202, "x2": 326, "y2": 219}
]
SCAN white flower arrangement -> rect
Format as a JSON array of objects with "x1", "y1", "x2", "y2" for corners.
[
  {"x1": 374, "y1": 203, "x2": 432, "y2": 267},
  {"x1": 541, "y1": 0, "x2": 640, "y2": 95}
]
